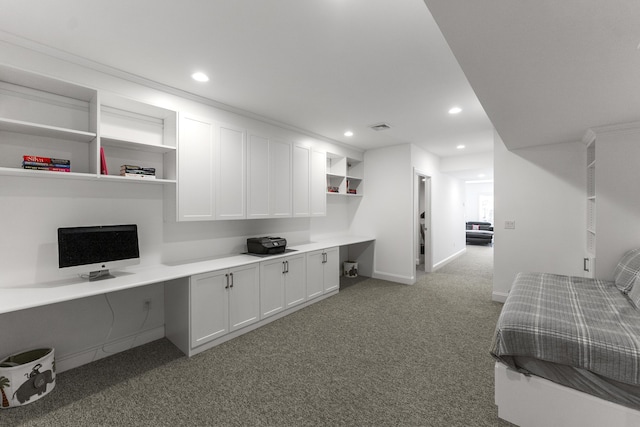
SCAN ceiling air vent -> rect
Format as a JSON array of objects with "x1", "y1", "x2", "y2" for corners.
[{"x1": 369, "y1": 123, "x2": 391, "y2": 131}]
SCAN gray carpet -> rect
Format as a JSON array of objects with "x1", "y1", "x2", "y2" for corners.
[{"x1": 3, "y1": 245, "x2": 513, "y2": 426}]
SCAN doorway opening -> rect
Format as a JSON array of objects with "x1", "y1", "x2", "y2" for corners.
[{"x1": 414, "y1": 170, "x2": 432, "y2": 279}]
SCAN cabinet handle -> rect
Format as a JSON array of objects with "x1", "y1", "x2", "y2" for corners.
[
  {"x1": 229, "y1": 272, "x2": 234, "y2": 288},
  {"x1": 322, "y1": 252, "x2": 327, "y2": 263},
  {"x1": 283, "y1": 260, "x2": 289, "y2": 274},
  {"x1": 225, "y1": 273, "x2": 230, "y2": 289}
]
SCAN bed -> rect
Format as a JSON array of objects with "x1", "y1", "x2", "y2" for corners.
[{"x1": 491, "y1": 249, "x2": 640, "y2": 426}]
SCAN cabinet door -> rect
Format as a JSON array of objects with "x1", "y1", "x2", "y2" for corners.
[
  {"x1": 270, "y1": 139, "x2": 292, "y2": 217},
  {"x1": 178, "y1": 113, "x2": 215, "y2": 221},
  {"x1": 306, "y1": 250, "x2": 325, "y2": 300},
  {"x1": 284, "y1": 254, "x2": 306, "y2": 308},
  {"x1": 190, "y1": 271, "x2": 229, "y2": 348},
  {"x1": 292, "y1": 144, "x2": 310, "y2": 217},
  {"x1": 247, "y1": 133, "x2": 270, "y2": 218},
  {"x1": 323, "y1": 247, "x2": 340, "y2": 293},
  {"x1": 310, "y1": 149, "x2": 327, "y2": 217},
  {"x1": 260, "y1": 258, "x2": 286, "y2": 318},
  {"x1": 228, "y1": 264, "x2": 260, "y2": 332},
  {"x1": 216, "y1": 123, "x2": 246, "y2": 219}
]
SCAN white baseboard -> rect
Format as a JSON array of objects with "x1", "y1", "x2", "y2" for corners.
[
  {"x1": 372, "y1": 271, "x2": 415, "y2": 285},
  {"x1": 55, "y1": 326, "x2": 165, "y2": 373},
  {"x1": 492, "y1": 291, "x2": 508, "y2": 303},
  {"x1": 432, "y1": 248, "x2": 466, "y2": 271}
]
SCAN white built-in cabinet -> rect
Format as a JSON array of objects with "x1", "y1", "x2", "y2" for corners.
[
  {"x1": 215, "y1": 124, "x2": 246, "y2": 220},
  {"x1": 306, "y1": 247, "x2": 339, "y2": 298},
  {"x1": 177, "y1": 113, "x2": 215, "y2": 220},
  {"x1": 292, "y1": 144, "x2": 311, "y2": 217},
  {"x1": 188, "y1": 264, "x2": 260, "y2": 349},
  {"x1": 247, "y1": 133, "x2": 292, "y2": 218},
  {"x1": 176, "y1": 115, "x2": 327, "y2": 221},
  {"x1": 260, "y1": 252, "x2": 306, "y2": 318},
  {"x1": 311, "y1": 149, "x2": 327, "y2": 216},
  {"x1": 0, "y1": 64, "x2": 177, "y2": 184}
]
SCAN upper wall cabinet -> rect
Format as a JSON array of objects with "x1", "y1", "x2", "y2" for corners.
[
  {"x1": 247, "y1": 133, "x2": 292, "y2": 219},
  {"x1": 176, "y1": 118, "x2": 247, "y2": 221},
  {"x1": 292, "y1": 144, "x2": 311, "y2": 217},
  {"x1": 0, "y1": 64, "x2": 177, "y2": 184},
  {"x1": 177, "y1": 113, "x2": 216, "y2": 221},
  {"x1": 310, "y1": 149, "x2": 327, "y2": 216},
  {"x1": 215, "y1": 124, "x2": 246, "y2": 220}
]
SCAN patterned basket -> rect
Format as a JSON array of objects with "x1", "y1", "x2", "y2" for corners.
[{"x1": 0, "y1": 348, "x2": 56, "y2": 409}]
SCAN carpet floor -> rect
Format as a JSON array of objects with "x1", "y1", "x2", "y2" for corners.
[{"x1": 3, "y1": 245, "x2": 514, "y2": 426}]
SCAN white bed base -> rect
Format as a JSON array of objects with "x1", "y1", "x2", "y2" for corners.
[{"x1": 495, "y1": 362, "x2": 640, "y2": 427}]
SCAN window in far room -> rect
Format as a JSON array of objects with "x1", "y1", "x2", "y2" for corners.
[{"x1": 479, "y1": 194, "x2": 494, "y2": 224}]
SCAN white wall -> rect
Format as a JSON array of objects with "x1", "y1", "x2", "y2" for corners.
[
  {"x1": 349, "y1": 143, "x2": 466, "y2": 284},
  {"x1": 350, "y1": 144, "x2": 414, "y2": 283},
  {"x1": 412, "y1": 145, "x2": 466, "y2": 269},
  {"x1": 493, "y1": 131, "x2": 586, "y2": 301}
]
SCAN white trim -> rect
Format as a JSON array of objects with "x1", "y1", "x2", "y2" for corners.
[
  {"x1": 495, "y1": 362, "x2": 640, "y2": 427},
  {"x1": 372, "y1": 271, "x2": 415, "y2": 285},
  {"x1": 55, "y1": 326, "x2": 165, "y2": 373},
  {"x1": 492, "y1": 291, "x2": 508, "y2": 303},
  {"x1": 432, "y1": 247, "x2": 466, "y2": 271}
]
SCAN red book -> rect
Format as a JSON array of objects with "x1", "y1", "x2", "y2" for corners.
[
  {"x1": 23, "y1": 155, "x2": 70, "y2": 165},
  {"x1": 100, "y1": 147, "x2": 108, "y2": 175}
]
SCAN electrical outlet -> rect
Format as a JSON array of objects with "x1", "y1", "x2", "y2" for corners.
[
  {"x1": 143, "y1": 299, "x2": 152, "y2": 311},
  {"x1": 504, "y1": 220, "x2": 516, "y2": 229}
]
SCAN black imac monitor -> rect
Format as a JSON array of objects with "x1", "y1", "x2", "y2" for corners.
[{"x1": 58, "y1": 224, "x2": 140, "y2": 281}]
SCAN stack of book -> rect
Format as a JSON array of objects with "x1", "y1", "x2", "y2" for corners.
[
  {"x1": 120, "y1": 165, "x2": 156, "y2": 179},
  {"x1": 22, "y1": 155, "x2": 70, "y2": 172}
]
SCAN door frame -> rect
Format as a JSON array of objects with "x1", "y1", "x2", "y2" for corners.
[{"x1": 414, "y1": 168, "x2": 432, "y2": 277}]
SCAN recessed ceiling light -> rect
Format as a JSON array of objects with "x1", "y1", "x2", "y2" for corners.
[
  {"x1": 456, "y1": 144, "x2": 465, "y2": 149},
  {"x1": 344, "y1": 131, "x2": 354, "y2": 137},
  {"x1": 191, "y1": 72, "x2": 209, "y2": 82},
  {"x1": 449, "y1": 107, "x2": 462, "y2": 114}
]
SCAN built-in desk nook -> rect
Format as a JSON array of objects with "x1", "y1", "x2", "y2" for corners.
[{"x1": 1, "y1": 236, "x2": 375, "y2": 363}]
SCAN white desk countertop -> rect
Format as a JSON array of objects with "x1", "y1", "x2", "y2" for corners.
[{"x1": 0, "y1": 236, "x2": 374, "y2": 315}]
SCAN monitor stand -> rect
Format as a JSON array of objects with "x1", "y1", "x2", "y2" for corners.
[{"x1": 88, "y1": 269, "x2": 115, "y2": 281}]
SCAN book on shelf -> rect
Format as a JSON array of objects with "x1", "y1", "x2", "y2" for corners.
[
  {"x1": 120, "y1": 165, "x2": 156, "y2": 177},
  {"x1": 22, "y1": 155, "x2": 70, "y2": 172},
  {"x1": 23, "y1": 161, "x2": 70, "y2": 168},
  {"x1": 23, "y1": 155, "x2": 70, "y2": 165},
  {"x1": 100, "y1": 147, "x2": 108, "y2": 175},
  {"x1": 22, "y1": 165, "x2": 70, "y2": 172},
  {"x1": 120, "y1": 172, "x2": 156, "y2": 179}
]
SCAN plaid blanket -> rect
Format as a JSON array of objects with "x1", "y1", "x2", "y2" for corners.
[{"x1": 491, "y1": 272, "x2": 640, "y2": 385}]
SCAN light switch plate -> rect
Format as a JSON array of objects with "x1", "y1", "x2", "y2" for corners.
[{"x1": 504, "y1": 220, "x2": 516, "y2": 229}]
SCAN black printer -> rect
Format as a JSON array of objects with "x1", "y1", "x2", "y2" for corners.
[{"x1": 246, "y1": 236, "x2": 287, "y2": 255}]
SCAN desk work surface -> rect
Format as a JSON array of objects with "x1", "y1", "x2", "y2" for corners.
[{"x1": 0, "y1": 236, "x2": 374, "y2": 314}]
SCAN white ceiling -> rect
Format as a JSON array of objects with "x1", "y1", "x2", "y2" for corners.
[
  {"x1": 424, "y1": 0, "x2": 640, "y2": 149},
  {"x1": 0, "y1": 0, "x2": 495, "y2": 176}
]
